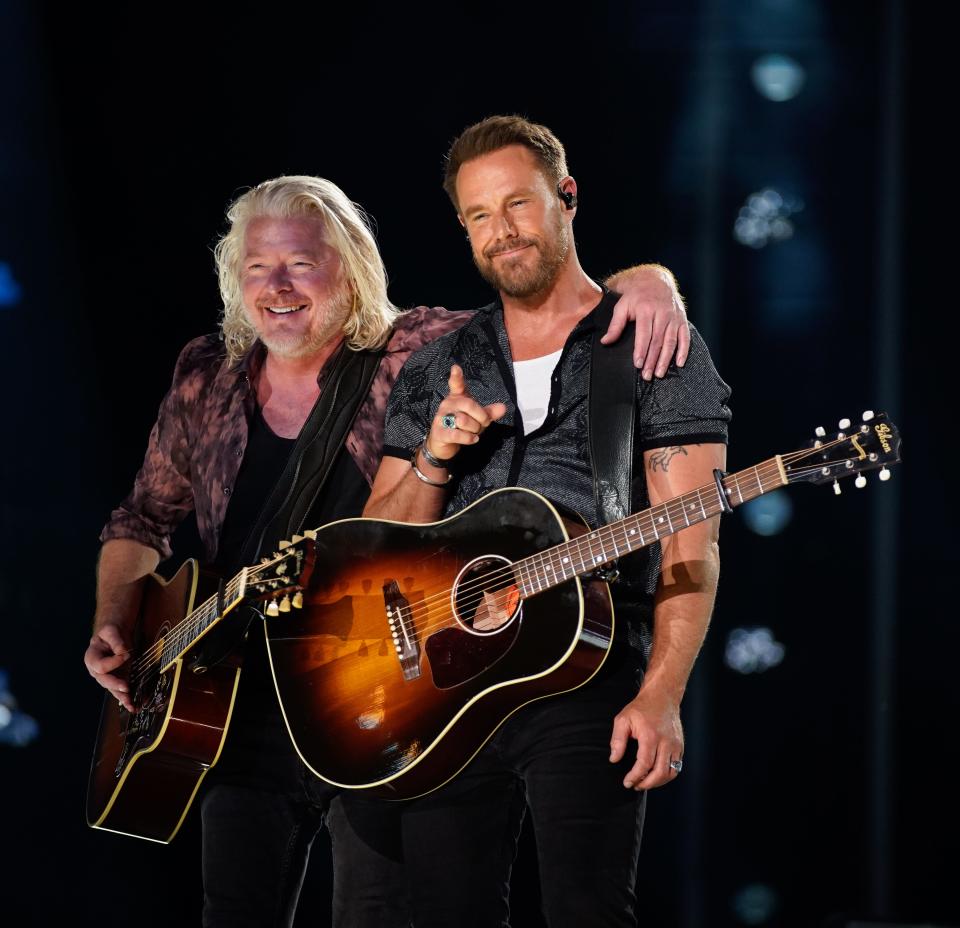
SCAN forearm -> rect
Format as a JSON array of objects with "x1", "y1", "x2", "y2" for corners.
[
  {"x1": 640, "y1": 540, "x2": 719, "y2": 702},
  {"x1": 94, "y1": 538, "x2": 160, "y2": 632},
  {"x1": 604, "y1": 263, "x2": 678, "y2": 293},
  {"x1": 363, "y1": 454, "x2": 450, "y2": 523}
]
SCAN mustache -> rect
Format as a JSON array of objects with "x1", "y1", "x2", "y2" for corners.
[
  {"x1": 255, "y1": 294, "x2": 309, "y2": 309},
  {"x1": 483, "y1": 238, "x2": 538, "y2": 259}
]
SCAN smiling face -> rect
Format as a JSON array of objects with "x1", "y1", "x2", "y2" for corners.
[
  {"x1": 456, "y1": 145, "x2": 572, "y2": 299},
  {"x1": 240, "y1": 215, "x2": 351, "y2": 359}
]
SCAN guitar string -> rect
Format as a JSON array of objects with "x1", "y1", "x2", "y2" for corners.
[
  {"x1": 359, "y1": 447, "x2": 875, "y2": 644},
  {"x1": 126, "y1": 562, "x2": 281, "y2": 687},
  {"x1": 123, "y1": 435, "x2": 874, "y2": 692},
  {"x1": 364, "y1": 444, "x2": 852, "y2": 634}
]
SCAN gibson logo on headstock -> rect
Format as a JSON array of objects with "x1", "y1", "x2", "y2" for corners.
[{"x1": 874, "y1": 422, "x2": 893, "y2": 453}]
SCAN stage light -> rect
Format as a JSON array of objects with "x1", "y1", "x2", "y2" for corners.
[
  {"x1": 734, "y1": 189, "x2": 804, "y2": 249},
  {"x1": 740, "y1": 489, "x2": 793, "y2": 536},
  {"x1": 724, "y1": 628, "x2": 785, "y2": 674},
  {"x1": 732, "y1": 882, "x2": 780, "y2": 924},
  {"x1": 0, "y1": 668, "x2": 39, "y2": 747},
  {"x1": 751, "y1": 53, "x2": 806, "y2": 102},
  {"x1": 0, "y1": 262, "x2": 22, "y2": 308}
]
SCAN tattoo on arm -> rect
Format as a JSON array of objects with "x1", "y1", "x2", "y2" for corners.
[{"x1": 649, "y1": 446, "x2": 688, "y2": 473}]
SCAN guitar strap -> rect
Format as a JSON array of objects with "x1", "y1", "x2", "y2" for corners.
[
  {"x1": 239, "y1": 342, "x2": 385, "y2": 565},
  {"x1": 194, "y1": 342, "x2": 384, "y2": 670},
  {"x1": 589, "y1": 295, "x2": 636, "y2": 529}
]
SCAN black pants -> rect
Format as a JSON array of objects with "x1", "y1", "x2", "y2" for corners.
[
  {"x1": 336, "y1": 646, "x2": 647, "y2": 928},
  {"x1": 200, "y1": 633, "x2": 409, "y2": 928}
]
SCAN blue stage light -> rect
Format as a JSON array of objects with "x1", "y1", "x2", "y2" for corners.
[
  {"x1": 751, "y1": 53, "x2": 806, "y2": 102},
  {"x1": 740, "y1": 489, "x2": 794, "y2": 536},
  {"x1": 724, "y1": 628, "x2": 786, "y2": 674},
  {"x1": 0, "y1": 262, "x2": 22, "y2": 308}
]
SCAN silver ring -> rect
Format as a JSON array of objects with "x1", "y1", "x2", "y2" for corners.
[
  {"x1": 441, "y1": 413, "x2": 457, "y2": 430},
  {"x1": 669, "y1": 759, "x2": 683, "y2": 773}
]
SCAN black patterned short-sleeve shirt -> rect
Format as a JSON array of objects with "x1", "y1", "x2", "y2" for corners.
[{"x1": 382, "y1": 289, "x2": 732, "y2": 615}]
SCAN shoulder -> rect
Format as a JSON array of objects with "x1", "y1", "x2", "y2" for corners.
[
  {"x1": 168, "y1": 333, "x2": 230, "y2": 397},
  {"x1": 386, "y1": 306, "x2": 475, "y2": 357}
]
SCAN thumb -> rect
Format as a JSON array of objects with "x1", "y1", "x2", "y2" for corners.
[
  {"x1": 448, "y1": 364, "x2": 467, "y2": 397},
  {"x1": 609, "y1": 716, "x2": 630, "y2": 762},
  {"x1": 599, "y1": 309, "x2": 627, "y2": 345}
]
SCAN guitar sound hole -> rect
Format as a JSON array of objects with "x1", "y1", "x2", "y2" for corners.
[{"x1": 452, "y1": 555, "x2": 522, "y2": 636}]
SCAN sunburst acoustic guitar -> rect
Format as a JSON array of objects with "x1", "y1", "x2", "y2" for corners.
[{"x1": 260, "y1": 412, "x2": 902, "y2": 801}]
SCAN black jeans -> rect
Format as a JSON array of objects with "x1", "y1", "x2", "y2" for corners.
[
  {"x1": 200, "y1": 637, "x2": 409, "y2": 928},
  {"x1": 336, "y1": 645, "x2": 647, "y2": 928}
]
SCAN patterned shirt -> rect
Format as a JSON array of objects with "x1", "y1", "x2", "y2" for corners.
[
  {"x1": 101, "y1": 306, "x2": 469, "y2": 563},
  {"x1": 382, "y1": 290, "x2": 732, "y2": 613}
]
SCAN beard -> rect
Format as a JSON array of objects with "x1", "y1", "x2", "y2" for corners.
[
  {"x1": 473, "y1": 214, "x2": 570, "y2": 299},
  {"x1": 253, "y1": 284, "x2": 352, "y2": 360}
]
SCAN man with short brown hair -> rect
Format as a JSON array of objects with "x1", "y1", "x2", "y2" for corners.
[{"x1": 364, "y1": 117, "x2": 731, "y2": 926}]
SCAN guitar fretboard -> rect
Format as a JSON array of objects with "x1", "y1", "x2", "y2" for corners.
[
  {"x1": 511, "y1": 457, "x2": 786, "y2": 598},
  {"x1": 158, "y1": 570, "x2": 248, "y2": 671}
]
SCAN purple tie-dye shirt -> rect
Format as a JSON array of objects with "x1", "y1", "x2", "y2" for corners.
[{"x1": 100, "y1": 306, "x2": 469, "y2": 563}]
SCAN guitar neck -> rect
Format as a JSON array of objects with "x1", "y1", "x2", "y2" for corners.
[
  {"x1": 513, "y1": 456, "x2": 787, "y2": 598},
  {"x1": 158, "y1": 568, "x2": 249, "y2": 672}
]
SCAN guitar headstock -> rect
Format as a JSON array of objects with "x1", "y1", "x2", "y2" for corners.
[
  {"x1": 245, "y1": 531, "x2": 317, "y2": 615},
  {"x1": 782, "y1": 411, "x2": 902, "y2": 492}
]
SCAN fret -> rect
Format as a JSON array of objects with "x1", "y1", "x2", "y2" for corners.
[
  {"x1": 680, "y1": 496, "x2": 692, "y2": 527},
  {"x1": 753, "y1": 466, "x2": 762, "y2": 495},
  {"x1": 662, "y1": 504, "x2": 675, "y2": 535},
  {"x1": 696, "y1": 487, "x2": 708, "y2": 520}
]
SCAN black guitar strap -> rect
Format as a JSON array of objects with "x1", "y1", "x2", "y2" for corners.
[
  {"x1": 589, "y1": 295, "x2": 636, "y2": 529},
  {"x1": 239, "y1": 343, "x2": 385, "y2": 566}
]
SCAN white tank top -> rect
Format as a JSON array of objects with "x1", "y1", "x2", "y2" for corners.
[{"x1": 513, "y1": 349, "x2": 562, "y2": 435}]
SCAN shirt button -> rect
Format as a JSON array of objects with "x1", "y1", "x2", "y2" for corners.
[
  {"x1": 235, "y1": 449, "x2": 243, "y2": 457},
  {"x1": 223, "y1": 486, "x2": 232, "y2": 496}
]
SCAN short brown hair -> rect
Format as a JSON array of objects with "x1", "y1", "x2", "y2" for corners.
[{"x1": 442, "y1": 115, "x2": 569, "y2": 212}]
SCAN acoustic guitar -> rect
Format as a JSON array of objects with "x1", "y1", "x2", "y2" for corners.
[
  {"x1": 86, "y1": 544, "x2": 315, "y2": 842},
  {"x1": 262, "y1": 412, "x2": 902, "y2": 800}
]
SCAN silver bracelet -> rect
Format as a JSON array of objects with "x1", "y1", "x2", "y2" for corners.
[
  {"x1": 410, "y1": 447, "x2": 452, "y2": 487},
  {"x1": 419, "y1": 438, "x2": 454, "y2": 469}
]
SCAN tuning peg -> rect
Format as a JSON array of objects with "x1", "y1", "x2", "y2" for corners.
[
  {"x1": 266, "y1": 600, "x2": 280, "y2": 617},
  {"x1": 815, "y1": 426, "x2": 826, "y2": 437},
  {"x1": 278, "y1": 540, "x2": 291, "y2": 550},
  {"x1": 839, "y1": 418, "x2": 851, "y2": 430},
  {"x1": 303, "y1": 529, "x2": 317, "y2": 540},
  {"x1": 833, "y1": 480, "x2": 842, "y2": 496},
  {"x1": 862, "y1": 410, "x2": 875, "y2": 421},
  {"x1": 292, "y1": 591, "x2": 303, "y2": 609},
  {"x1": 278, "y1": 595, "x2": 291, "y2": 613},
  {"x1": 855, "y1": 474, "x2": 867, "y2": 488},
  {"x1": 290, "y1": 534, "x2": 304, "y2": 544},
  {"x1": 879, "y1": 466, "x2": 891, "y2": 482}
]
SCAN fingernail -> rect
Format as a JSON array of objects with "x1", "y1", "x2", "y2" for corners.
[{"x1": 643, "y1": 370, "x2": 653, "y2": 381}]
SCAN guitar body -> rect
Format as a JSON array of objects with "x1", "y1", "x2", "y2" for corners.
[
  {"x1": 266, "y1": 487, "x2": 614, "y2": 800},
  {"x1": 86, "y1": 561, "x2": 242, "y2": 843}
]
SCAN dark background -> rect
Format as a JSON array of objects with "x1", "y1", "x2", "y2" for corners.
[{"x1": 1, "y1": 1, "x2": 954, "y2": 926}]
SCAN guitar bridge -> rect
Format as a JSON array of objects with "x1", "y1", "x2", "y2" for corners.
[{"x1": 383, "y1": 580, "x2": 421, "y2": 681}]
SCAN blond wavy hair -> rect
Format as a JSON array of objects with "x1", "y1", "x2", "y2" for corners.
[{"x1": 215, "y1": 176, "x2": 400, "y2": 362}]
